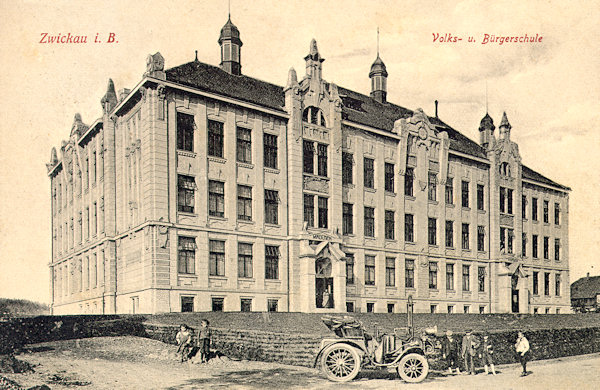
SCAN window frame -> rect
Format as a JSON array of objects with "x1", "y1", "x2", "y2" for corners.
[
  {"x1": 207, "y1": 120, "x2": 224, "y2": 158},
  {"x1": 209, "y1": 240, "x2": 225, "y2": 276},
  {"x1": 177, "y1": 112, "x2": 195, "y2": 152},
  {"x1": 208, "y1": 180, "x2": 225, "y2": 218},
  {"x1": 236, "y1": 127, "x2": 252, "y2": 163},
  {"x1": 364, "y1": 157, "x2": 375, "y2": 189}
]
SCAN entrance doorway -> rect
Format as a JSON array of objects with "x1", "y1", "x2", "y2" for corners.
[
  {"x1": 511, "y1": 274, "x2": 519, "y2": 313},
  {"x1": 316, "y1": 257, "x2": 333, "y2": 308}
]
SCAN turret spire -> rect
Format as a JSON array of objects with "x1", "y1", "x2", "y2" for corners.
[
  {"x1": 369, "y1": 28, "x2": 388, "y2": 103},
  {"x1": 218, "y1": 12, "x2": 243, "y2": 75}
]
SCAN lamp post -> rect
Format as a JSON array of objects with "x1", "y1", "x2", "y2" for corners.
[{"x1": 407, "y1": 295, "x2": 414, "y2": 339}]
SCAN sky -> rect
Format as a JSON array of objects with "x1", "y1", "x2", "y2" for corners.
[{"x1": 0, "y1": 0, "x2": 598, "y2": 304}]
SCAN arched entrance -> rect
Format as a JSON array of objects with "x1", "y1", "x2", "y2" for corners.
[{"x1": 316, "y1": 257, "x2": 334, "y2": 308}]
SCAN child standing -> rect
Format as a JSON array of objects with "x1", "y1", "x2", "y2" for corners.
[
  {"x1": 175, "y1": 324, "x2": 193, "y2": 362},
  {"x1": 197, "y1": 319, "x2": 211, "y2": 363},
  {"x1": 441, "y1": 330, "x2": 461, "y2": 374},
  {"x1": 515, "y1": 331, "x2": 530, "y2": 376},
  {"x1": 479, "y1": 333, "x2": 497, "y2": 375}
]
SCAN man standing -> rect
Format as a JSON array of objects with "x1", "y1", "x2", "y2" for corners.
[
  {"x1": 442, "y1": 330, "x2": 460, "y2": 374},
  {"x1": 461, "y1": 329, "x2": 478, "y2": 375},
  {"x1": 515, "y1": 331, "x2": 531, "y2": 376}
]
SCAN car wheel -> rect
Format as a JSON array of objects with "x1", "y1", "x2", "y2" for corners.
[
  {"x1": 320, "y1": 343, "x2": 361, "y2": 382},
  {"x1": 397, "y1": 353, "x2": 429, "y2": 383}
]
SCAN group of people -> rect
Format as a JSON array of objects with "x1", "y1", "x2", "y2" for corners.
[
  {"x1": 442, "y1": 329, "x2": 531, "y2": 377},
  {"x1": 175, "y1": 319, "x2": 212, "y2": 363}
]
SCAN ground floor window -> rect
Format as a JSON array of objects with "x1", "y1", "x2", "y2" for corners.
[
  {"x1": 463, "y1": 305, "x2": 470, "y2": 313},
  {"x1": 387, "y1": 303, "x2": 395, "y2": 313},
  {"x1": 241, "y1": 298, "x2": 252, "y2": 312},
  {"x1": 267, "y1": 299, "x2": 278, "y2": 312},
  {"x1": 366, "y1": 302, "x2": 375, "y2": 313},
  {"x1": 181, "y1": 296, "x2": 194, "y2": 312},
  {"x1": 430, "y1": 304, "x2": 437, "y2": 313},
  {"x1": 479, "y1": 306, "x2": 485, "y2": 314},
  {"x1": 346, "y1": 302, "x2": 355, "y2": 313},
  {"x1": 212, "y1": 297, "x2": 224, "y2": 311}
]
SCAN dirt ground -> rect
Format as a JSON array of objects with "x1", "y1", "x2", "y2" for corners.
[
  {"x1": 2, "y1": 336, "x2": 600, "y2": 390},
  {"x1": 1, "y1": 336, "x2": 325, "y2": 389}
]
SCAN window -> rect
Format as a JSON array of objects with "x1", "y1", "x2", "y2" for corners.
[
  {"x1": 543, "y1": 236, "x2": 549, "y2": 259},
  {"x1": 364, "y1": 207, "x2": 375, "y2": 237},
  {"x1": 479, "y1": 306, "x2": 486, "y2": 314},
  {"x1": 342, "y1": 152, "x2": 353, "y2": 185},
  {"x1": 386, "y1": 257, "x2": 395, "y2": 287},
  {"x1": 92, "y1": 151, "x2": 96, "y2": 184},
  {"x1": 236, "y1": 127, "x2": 252, "y2": 163},
  {"x1": 265, "y1": 245, "x2": 279, "y2": 279},
  {"x1": 346, "y1": 254, "x2": 355, "y2": 284},
  {"x1": 522, "y1": 195, "x2": 527, "y2": 219},
  {"x1": 317, "y1": 144, "x2": 328, "y2": 177},
  {"x1": 267, "y1": 299, "x2": 278, "y2": 312},
  {"x1": 237, "y1": 185, "x2": 252, "y2": 221},
  {"x1": 533, "y1": 271, "x2": 539, "y2": 295},
  {"x1": 177, "y1": 236, "x2": 196, "y2": 274},
  {"x1": 428, "y1": 172, "x2": 437, "y2": 201},
  {"x1": 507, "y1": 189, "x2": 513, "y2": 214},
  {"x1": 303, "y1": 106, "x2": 326, "y2": 126},
  {"x1": 478, "y1": 266, "x2": 485, "y2": 292},
  {"x1": 367, "y1": 302, "x2": 375, "y2": 313},
  {"x1": 240, "y1": 298, "x2": 252, "y2": 312},
  {"x1": 428, "y1": 218, "x2": 437, "y2": 245},
  {"x1": 500, "y1": 187, "x2": 506, "y2": 213},
  {"x1": 463, "y1": 306, "x2": 470, "y2": 314},
  {"x1": 364, "y1": 158, "x2": 374, "y2": 188},
  {"x1": 303, "y1": 140, "x2": 314, "y2": 174},
  {"x1": 500, "y1": 227, "x2": 507, "y2": 253},
  {"x1": 265, "y1": 190, "x2": 279, "y2": 225},
  {"x1": 543, "y1": 200, "x2": 549, "y2": 223},
  {"x1": 544, "y1": 272, "x2": 550, "y2": 296},
  {"x1": 445, "y1": 178, "x2": 454, "y2": 204},
  {"x1": 263, "y1": 133, "x2": 278, "y2": 169},
  {"x1": 207, "y1": 120, "x2": 224, "y2": 157},
  {"x1": 429, "y1": 262, "x2": 438, "y2": 289},
  {"x1": 317, "y1": 197, "x2": 328, "y2": 228},
  {"x1": 555, "y1": 239, "x2": 560, "y2": 261},
  {"x1": 181, "y1": 296, "x2": 194, "y2": 312},
  {"x1": 92, "y1": 202, "x2": 97, "y2": 236},
  {"x1": 430, "y1": 304, "x2": 437, "y2": 313},
  {"x1": 211, "y1": 297, "x2": 224, "y2": 311},
  {"x1": 462, "y1": 265, "x2": 470, "y2": 291},
  {"x1": 238, "y1": 243, "x2": 253, "y2": 278},
  {"x1": 461, "y1": 181, "x2": 470, "y2": 208},
  {"x1": 385, "y1": 210, "x2": 395, "y2": 240},
  {"x1": 446, "y1": 264, "x2": 454, "y2": 290},
  {"x1": 532, "y1": 235, "x2": 539, "y2": 258},
  {"x1": 555, "y1": 274, "x2": 561, "y2": 296},
  {"x1": 405, "y1": 214, "x2": 414, "y2": 242},
  {"x1": 462, "y1": 223, "x2": 470, "y2": 250},
  {"x1": 209, "y1": 240, "x2": 225, "y2": 276},
  {"x1": 304, "y1": 194, "x2": 314, "y2": 228},
  {"x1": 385, "y1": 163, "x2": 395, "y2": 192},
  {"x1": 522, "y1": 233, "x2": 527, "y2": 257},
  {"x1": 177, "y1": 113, "x2": 195, "y2": 152},
  {"x1": 365, "y1": 255, "x2": 375, "y2": 286},
  {"x1": 208, "y1": 180, "x2": 224, "y2": 217},
  {"x1": 532, "y1": 198, "x2": 538, "y2": 221},
  {"x1": 346, "y1": 302, "x2": 355, "y2": 313},
  {"x1": 343, "y1": 203, "x2": 353, "y2": 235},
  {"x1": 448, "y1": 305, "x2": 455, "y2": 314},
  {"x1": 387, "y1": 303, "x2": 395, "y2": 313},
  {"x1": 477, "y1": 226, "x2": 485, "y2": 252},
  {"x1": 84, "y1": 157, "x2": 89, "y2": 190},
  {"x1": 177, "y1": 175, "x2": 196, "y2": 213},
  {"x1": 85, "y1": 207, "x2": 90, "y2": 239},
  {"x1": 405, "y1": 168, "x2": 414, "y2": 196},
  {"x1": 554, "y1": 203, "x2": 560, "y2": 225},
  {"x1": 445, "y1": 221, "x2": 454, "y2": 248},
  {"x1": 477, "y1": 184, "x2": 484, "y2": 211},
  {"x1": 403, "y1": 259, "x2": 416, "y2": 291}
]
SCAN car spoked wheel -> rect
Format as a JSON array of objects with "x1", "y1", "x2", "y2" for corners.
[
  {"x1": 397, "y1": 353, "x2": 429, "y2": 383},
  {"x1": 320, "y1": 343, "x2": 361, "y2": 382}
]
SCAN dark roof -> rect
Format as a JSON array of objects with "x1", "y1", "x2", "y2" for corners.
[
  {"x1": 338, "y1": 86, "x2": 488, "y2": 159},
  {"x1": 166, "y1": 61, "x2": 285, "y2": 111},
  {"x1": 571, "y1": 276, "x2": 600, "y2": 299},
  {"x1": 522, "y1": 165, "x2": 570, "y2": 191}
]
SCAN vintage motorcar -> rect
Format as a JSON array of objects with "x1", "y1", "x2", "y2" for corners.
[{"x1": 314, "y1": 298, "x2": 436, "y2": 383}]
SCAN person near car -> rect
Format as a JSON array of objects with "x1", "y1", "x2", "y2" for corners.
[
  {"x1": 515, "y1": 331, "x2": 530, "y2": 376},
  {"x1": 479, "y1": 332, "x2": 497, "y2": 375},
  {"x1": 442, "y1": 330, "x2": 461, "y2": 374},
  {"x1": 461, "y1": 329, "x2": 479, "y2": 375}
]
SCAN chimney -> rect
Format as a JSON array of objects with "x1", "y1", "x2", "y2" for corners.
[
  {"x1": 435, "y1": 100, "x2": 438, "y2": 118},
  {"x1": 587, "y1": 272, "x2": 591, "y2": 278}
]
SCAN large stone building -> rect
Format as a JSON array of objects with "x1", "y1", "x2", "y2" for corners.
[{"x1": 46, "y1": 17, "x2": 571, "y2": 314}]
